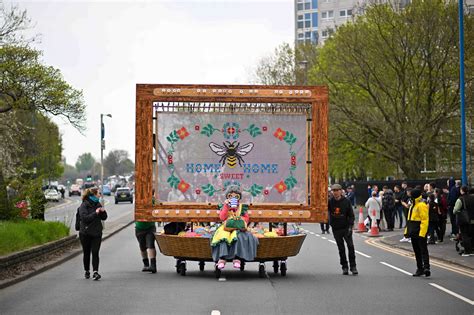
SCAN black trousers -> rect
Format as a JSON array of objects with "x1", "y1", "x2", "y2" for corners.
[
  {"x1": 437, "y1": 217, "x2": 447, "y2": 242},
  {"x1": 383, "y1": 208, "x2": 395, "y2": 230},
  {"x1": 459, "y1": 224, "x2": 473, "y2": 254},
  {"x1": 80, "y1": 233, "x2": 102, "y2": 271},
  {"x1": 411, "y1": 235, "x2": 430, "y2": 270},
  {"x1": 320, "y1": 223, "x2": 329, "y2": 233},
  {"x1": 333, "y1": 228, "x2": 356, "y2": 268}
]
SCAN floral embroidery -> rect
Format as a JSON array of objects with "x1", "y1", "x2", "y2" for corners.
[
  {"x1": 274, "y1": 181, "x2": 287, "y2": 193},
  {"x1": 274, "y1": 128, "x2": 286, "y2": 140}
]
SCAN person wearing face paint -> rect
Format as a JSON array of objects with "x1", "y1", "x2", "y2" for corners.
[
  {"x1": 328, "y1": 184, "x2": 357, "y2": 275},
  {"x1": 78, "y1": 187, "x2": 108, "y2": 281},
  {"x1": 211, "y1": 185, "x2": 259, "y2": 270}
]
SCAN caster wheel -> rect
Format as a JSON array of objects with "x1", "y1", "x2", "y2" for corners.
[
  {"x1": 240, "y1": 261, "x2": 245, "y2": 271},
  {"x1": 258, "y1": 263, "x2": 266, "y2": 278},
  {"x1": 280, "y1": 261, "x2": 287, "y2": 277},
  {"x1": 273, "y1": 261, "x2": 279, "y2": 274},
  {"x1": 215, "y1": 265, "x2": 222, "y2": 279},
  {"x1": 199, "y1": 261, "x2": 205, "y2": 272},
  {"x1": 179, "y1": 261, "x2": 186, "y2": 276}
]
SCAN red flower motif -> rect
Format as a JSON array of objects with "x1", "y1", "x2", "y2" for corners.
[
  {"x1": 178, "y1": 180, "x2": 190, "y2": 193},
  {"x1": 195, "y1": 189, "x2": 201, "y2": 195},
  {"x1": 177, "y1": 127, "x2": 190, "y2": 140},
  {"x1": 195, "y1": 125, "x2": 200, "y2": 131},
  {"x1": 274, "y1": 128, "x2": 286, "y2": 140},
  {"x1": 262, "y1": 126, "x2": 267, "y2": 132},
  {"x1": 274, "y1": 181, "x2": 287, "y2": 193},
  {"x1": 227, "y1": 127, "x2": 236, "y2": 135},
  {"x1": 291, "y1": 161, "x2": 296, "y2": 166},
  {"x1": 263, "y1": 189, "x2": 269, "y2": 195},
  {"x1": 291, "y1": 156, "x2": 296, "y2": 161},
  {"x1": 168, "y1": 158, "x2": 173, "y2": 165}
]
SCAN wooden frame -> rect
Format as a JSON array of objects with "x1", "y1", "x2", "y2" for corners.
[{"x1": 135, "y1": 84, "x2": 328, "y2": 223}]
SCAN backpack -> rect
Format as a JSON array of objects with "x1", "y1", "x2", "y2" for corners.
[
  {"x1": 383, "y1": 192, "x2": 395, "y2": 210},
  {"x1": 75, "y1": 208, "x2": 81, "y2": 231}
]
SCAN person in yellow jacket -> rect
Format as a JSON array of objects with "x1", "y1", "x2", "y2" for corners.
[{"x1": 404, "y1": 188, "x2": 431, "y2": 277}]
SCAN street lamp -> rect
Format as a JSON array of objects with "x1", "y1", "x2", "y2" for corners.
[{"x1": 100, "y1": 113, "x2": 112, "y2": 206}]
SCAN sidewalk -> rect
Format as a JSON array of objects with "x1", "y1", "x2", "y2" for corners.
[{"x1": 374, "y1": 226, "x2": 474, "y2": 271}]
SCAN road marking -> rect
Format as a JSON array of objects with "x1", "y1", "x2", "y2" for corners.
[
  {"x1": 321, "y1": 237, "x2": 327, "y2": 240},
  {"x1": 380, "y1": 262, "x2": 412, "y2": 276},
  {"x1": 429, "y1": 283, "x2": 474, "y2": 306},
  {"x1": 315, "y1": 234, "x2": 321, "y2": 237},
  {"x1": 328, "y1": 240, "x2": 336, "y2": 244},
  {"x1": 218, "y1": 276, "x2": 226, "y2": 282},
  {"x1": 366, "y1": 238, "x2": 474, "y2": 278},
  {"x1": 211, "y1": 310, "x2": 221, "y2": 315},
  {"x1": 309, "y1": 231, "x2": 315, "y2": 235},
  {"x1": 355, "y1": 251, "x2": 372, "y2": 258}
]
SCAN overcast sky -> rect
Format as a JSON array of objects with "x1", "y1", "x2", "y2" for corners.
[{"x1": 9, "y1": 0, "x2": 294, "y2": 166}]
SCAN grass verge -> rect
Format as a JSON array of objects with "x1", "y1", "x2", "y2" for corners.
[{"x1": 0, "y1": 220, "x2": 70, "y2": 256}]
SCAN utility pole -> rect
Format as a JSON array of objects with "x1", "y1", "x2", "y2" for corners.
[
  {"x1": 459, "y1": 0, "x2": 468, "y2": 185},
  {"x1": 100, "y1": 113, "x2": 112, "y2": 206}
]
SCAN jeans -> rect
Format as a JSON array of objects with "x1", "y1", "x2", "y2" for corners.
[
  {"x1": 80, "y1": 233, "x2": 102, "y2": 271},
  {"x1": 333, "y1": 228, "x2": 356, "y2": 268},
  {"x1": 394, "y1": 205, "x2": 404, "y2": 228},
  {"x1": 411, "y1": 235, "x2": 430, "y2": 271}
]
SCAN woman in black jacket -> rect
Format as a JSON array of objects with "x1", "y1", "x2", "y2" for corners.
[{"x1": 79, "y1": 187, "x2": 107, "y2": 280}]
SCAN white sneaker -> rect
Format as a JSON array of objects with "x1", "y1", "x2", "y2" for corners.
[
  {"x1": 407, "y1": 238, "x2": 411, "y2": 243},
  {"x1": 400, "y1": 237, "x2": 409, "y2": 242}
]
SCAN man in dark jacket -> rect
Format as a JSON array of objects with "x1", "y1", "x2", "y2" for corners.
[
  {"x1": 447, "y1": 178, "x2": 461, "y2": 237},
  {"x1": 328, "y1": 184, "x2": 357, "y2": 275}
]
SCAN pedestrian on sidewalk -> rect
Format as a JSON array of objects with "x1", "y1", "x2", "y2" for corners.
[
  {"x1": 447, "y1": 178, "x2": 461, "y2": 237},
  {"x1": 434, "y1": 188, "x2": 448, "y2": 243},
  {"x1": 453, "y1": 186, "x2": 474, "y2": 256},
  {"x1": 78, "y1": 187, "x2": 108, "y2": 281},
  {"x1": 328, "y1": 184, "x2": 357, "y2": 275},
  {"x1": 394, "y1": 185, "x2": 404, "y2": 229},
  {"x1": 365, "y1": 191, "x2": 381, "y2": 231},
  {"x1": 427, "y1": 194, "x2": 439, "y2": 245},
  {"x1": 382, "y1": 186, "x2": 395, "y2": 231},
  {"x1": 405, "y1": 189, "x2": 430, "y2": 277}
]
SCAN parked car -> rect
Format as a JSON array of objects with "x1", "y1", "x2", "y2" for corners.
[
  {"x1": 115, "y1": 187, "x2": 133, "y2": 204},
  {"x1": 101, "y1": 185, "x2": 111, "y2": 196},
  {"x1": 69, "y1": 184, "x2": 81, "y2": 197},
  {"x1": 44, "y1": 189, "x2": 60, "y2": 202}
]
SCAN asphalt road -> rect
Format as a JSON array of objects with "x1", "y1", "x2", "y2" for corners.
[{"x1": 1, "y1": 213, "x2": 473, "y2": 314}]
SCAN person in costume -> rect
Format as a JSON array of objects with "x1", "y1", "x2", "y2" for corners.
[{"x1": 211, "y1": 185, "x2": 259, "y2": 270}]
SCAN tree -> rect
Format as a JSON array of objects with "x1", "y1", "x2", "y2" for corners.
[
  {"x1": 103, "y1": 150, "x2": 134, "y2": 177},
  {"x1": 75, "y1": 153, "x2": 96, "y2": 173},
  {"x1": 312, "y1": 0, "x2": 473, "y2": 178},
  {"x1": 0, "y1": 2, "x2": 35, "y2": 46},
  {"x1": 253, "y1": 43, "x2": 297, "y2": 85}
]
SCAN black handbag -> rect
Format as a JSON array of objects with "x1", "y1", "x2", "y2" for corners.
[{"x1": 456, "y1": 210, "x2": 470, "y2": 226}]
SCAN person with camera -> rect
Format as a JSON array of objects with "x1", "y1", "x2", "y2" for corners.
[
  {"x1": 78, "y1": 187, "x2": 108, "y2": 280},
  {"x1": 328, "y1": 184, "x2": 357, "y2": 275}
]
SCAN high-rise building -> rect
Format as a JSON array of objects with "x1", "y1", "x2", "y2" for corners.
[{"x1": 294, "y1": 0, "x2": 319, "y2": 45}]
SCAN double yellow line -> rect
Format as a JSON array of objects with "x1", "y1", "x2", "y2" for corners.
[{"x1": 365, "y1": 238, "x2": 474, "y2": 278}]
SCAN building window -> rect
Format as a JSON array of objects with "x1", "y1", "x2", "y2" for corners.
[
  {"x1": 347, "y1": 9, "x2": 352, "y2": 16},
  {"x1": 312, "y1": 0, "x2": 318, "y2": 9},
  {"x1": 322, "y1": 10, "x2": 333, "y2": 20},
  {"x1": 305, "y1": 31, "x2": 311, "y2": 38},
  {"x1": 322, "y1": 30, "x2": 328, "y2": 38},
  {"x1": 298, "y1": 15, "x2": 304, "y2": 21},
  {"x1": 298, "y1": 33, "x2": 304, "y2": 39},
  {"x1": 297, "y1": 21, "x2": 304, "y2": 28},
  {"x1": 305, "y1": 13, "x2": 310, "y2": 20},
  {"x1": 328, "y1": 10, "x2": 333, "y2": 18},
  {"x1": 305, "y1": 20, "x2": 311, "y2": 28},
  {"x1": 340, "y1": 9, "x2": 352, "y2": 17},
  {"x1": 322, "y1": 11, "x2": 327, "y2": 19},
  {"x1": 323, "y1": 0, "x2": 332, "y2": 3},
  {"x1": 304, "y1": 2, "x2": 311, "y2": 10},
  {"x1": 297, "y1": 3, "x2": 303, "y2": 10},
  {"x1": 312, "y1": 13, "x2": 318, "y2": 27}
]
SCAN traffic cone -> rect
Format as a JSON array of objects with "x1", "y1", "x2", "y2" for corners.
[
  {"x1": 367, "y1": 209, "x2": 380, "y2": 237},
  {"x1": 355, "y1": 207, "x2": 366, "y2": 233}
]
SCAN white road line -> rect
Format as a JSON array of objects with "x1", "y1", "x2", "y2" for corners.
[
  {"x1": 355, "y1": 251, "x2": 372, "y2": 258},
  {"x1": 429, "y1": 283, "x2": 474, "y2": 306},
  {"x1": 309, "y1": 232, "x2": 315, "y2": 235},
  {"x1": 211, "y1": 310, "x2": 221, "y2": 315},
  {"x1": 321, "y1": 237, "x2": 327, "y2": 240},
  {"x1": 218, "y1": 276, "x2": 226, "y2": 282},
  {"x1": 380, "y1": 262, "x2": 412, "y2": 276},
  {"x1": 315, "y1": 234, "x2": 321, "y2": 237},
  {"x1": 328, "y1": 240, "x2": 336, "y2": 244}
]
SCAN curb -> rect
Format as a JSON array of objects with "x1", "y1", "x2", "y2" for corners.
[
  {"x1": 378, "y1": 238, "x2": 474, "y2": 272},
  {"x1": 0, "y1": 220, "x2": 134, "y2": 290}
]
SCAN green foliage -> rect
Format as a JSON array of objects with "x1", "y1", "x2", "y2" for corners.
[
  {"x1": 284, "y1": 176, "x2": 297, "y2": 190},
  {"x1": 167, "y1": 175, "x2": 180, "y2": 189},
  {"x1": 310, "y1": 0, "x2": 472, "y2": 178},
  {"x1": 201, "y1": 183, "x2": 216, "y2": 196},
  {"x1": 247, "y1": 184, "x2": 263, "y2": 197},
  {"x1": 253, "y1": 43, "x2": 296, "y2": 85},
  {"x1": 284, "y1": 132, "x2": 297, "y2": 145},
  {"x1": 166, "y1": 130, "x2": 180, "y2": 143},
  {"x1": 75, "y1": 153, "x2": 96, "y2": 173},
  {"x1": 0, "y1": 220, "x2": 69, "y2": 256},
  {"x1": 103, "y1": 150, "x2": 134, "y2": 176},
  {"x1": 21, "y1": 179, "x2": 46, "y2": 220},
  {"x1": 245, "y1": 124, "x2": 262, "y2": 138},
  {"x1": 200, "y1": 124, "x2": 216, "y2": 137}
]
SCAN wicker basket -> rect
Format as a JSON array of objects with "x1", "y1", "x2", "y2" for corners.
[{"x1": 155, "y1": 233, "x2": 306, "y2": 261}]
